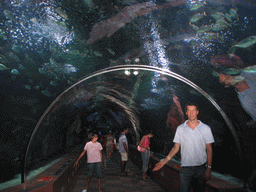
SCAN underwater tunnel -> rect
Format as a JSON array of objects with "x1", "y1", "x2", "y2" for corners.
[{"x1": 0, "y1": 0, "x2": 256, "y2": 191}]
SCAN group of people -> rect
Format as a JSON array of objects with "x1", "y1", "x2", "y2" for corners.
[{"x1": 73, "y1": 101, "x2": 215, "y2": 192}]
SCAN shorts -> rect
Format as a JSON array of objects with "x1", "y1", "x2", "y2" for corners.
[
  {"x1": 87, "y1": 162, "x2": 102, "y2": 179},
  {"x1": 120, "y1": 153, "x2": 128, "y2": 161}
]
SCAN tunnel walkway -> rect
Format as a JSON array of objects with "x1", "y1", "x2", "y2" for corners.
[{"x1": 72, "y1": 150, "x2": 166, "y2": 192}]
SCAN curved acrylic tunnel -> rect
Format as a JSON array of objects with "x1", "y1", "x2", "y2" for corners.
[
  {"x1": 1, "y1": 0, "x2": 256, "y2": 191},
  {"x1": 23, "y1": 65, "x2": 244, "y2": 185}
]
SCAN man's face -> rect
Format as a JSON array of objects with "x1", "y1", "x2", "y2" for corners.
[
  {"x1": 124, "y1": 128, "x2": 129, "y2": 134},
  {"x1": 186, "y1": 105, "x2": 199, "y2": 121}
]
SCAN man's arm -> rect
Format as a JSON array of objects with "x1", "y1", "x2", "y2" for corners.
[
  {"x1": 205, "y1": 143, "x2": 213, "y2": 181},
  {"x1": 73, "y1": 149, "x2": 87, "y2": 167},
  {"x1": 153, "y1": 143, "x2": 180, "y2": 171},
  {"x1": 100, "y1": 150, "x2": 103, "y2": 165}
]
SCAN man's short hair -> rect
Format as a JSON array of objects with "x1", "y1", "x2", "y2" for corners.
[
  {"x1": 91, "y1": 133, "x2": 98, "y2": 138},
  {"x1": 122, "y1": 127, "x2": 129, "y2": 131},
  {"x1": 185, "y1": 101, "x2": 199, "y2": 111}
]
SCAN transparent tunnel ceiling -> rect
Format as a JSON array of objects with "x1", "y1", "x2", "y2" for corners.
[{"x1": 0, "y1": 0, "x2": 256, "y2": 191}]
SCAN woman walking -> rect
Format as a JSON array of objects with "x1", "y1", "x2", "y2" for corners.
[
  {"x1": 106, "y1": 131, "x2": 114, "y2": 159},
  {"x1": 138, "y1": 130, "x2": 153, "y2": 180}
]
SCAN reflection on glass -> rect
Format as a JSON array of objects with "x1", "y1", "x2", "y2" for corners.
[{"x1": 219, "y1": 70, "x2": 256, "y2": 124}]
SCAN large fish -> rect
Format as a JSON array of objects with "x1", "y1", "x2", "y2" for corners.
[
  {"x1": 87, "y1": 0, "x2": 188, "y2": 45},
  {"x1": 229, "y1": 35, "x2": 256, "y2": 54},
  {"x1": 210, "y1": 54, "x2": 244, "y2": 68},
  {"x1": 169, "y1": 32, "x2": 198, "y2": 43},
  {"x1": 39, "y1": 58, "x2": 79, "y2": 76}
]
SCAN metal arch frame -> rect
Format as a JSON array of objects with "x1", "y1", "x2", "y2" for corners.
[{"x1": 23, "y1": 65, "x2": 245, "y2": 187}]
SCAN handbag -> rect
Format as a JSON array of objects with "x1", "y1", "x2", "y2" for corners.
[{"x1": 137, "y1": 145, "x2": 146, "y2": 153}]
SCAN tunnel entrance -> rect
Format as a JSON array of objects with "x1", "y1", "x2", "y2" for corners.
[{"x1": 23, "y1": 65, "x2": 245, "y2": 188}]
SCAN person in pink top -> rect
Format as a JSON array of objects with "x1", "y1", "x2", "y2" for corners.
[
  {"x1": 138, "y1": 130, "x2": 154, "y2": 180},
  {"x1": 74, "y1": 133, "x2": 103, "y2": 192}
]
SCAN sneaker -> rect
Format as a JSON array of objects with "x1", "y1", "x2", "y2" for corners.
[{"x1": 82, "y1": 189, "x2": 87, "y2": 192}]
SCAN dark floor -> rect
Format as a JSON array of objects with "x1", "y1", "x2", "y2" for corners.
[{"x1": 72, "y1": 151, "x2": 166, "y2": 192}]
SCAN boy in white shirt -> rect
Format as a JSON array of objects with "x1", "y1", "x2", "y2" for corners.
[{"x1": 74, "y1": 133, "x2": 103, "y2": 192}]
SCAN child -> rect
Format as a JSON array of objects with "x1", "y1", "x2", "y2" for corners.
[{"x1": 74, "y1": 133, "x2": 103, "y2": 192}]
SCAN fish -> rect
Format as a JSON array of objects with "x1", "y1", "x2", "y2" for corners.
[
  {"x1": 229, "y1": 8, "x2": 239, "y2": 20},
  {"x1": 222, "y1": 68, "x2": 240, "y2": 75},
  {"x1": 33, "y1": 85, "x2": 40, "y2": 90},
  {"x1": 202, "y1": 32, "x2": 219, "y2": 40},
  {"x1": 210, "y1": 54, "x2": 244, "y2": 68},
  {"x1": 216, "y1": 19, "x2": 231, "y2": 27},
  {"x1": 211, "y1": 12, "x2": 225, "y2": 20},
  {"x1": 55, "y1": 7, "x2": 68, "y2": 20},
  {"x1": 211, "y1": 23, "x2": 227, "y2": 31},
  {"x1": 212, "y1": 71, "x2": 220, "y2": 77},
  {"x1": 24, "y1": 85, "x2": 31, "y2": 90},
  {"x1": 11, "y1": 69, "x2": 20, "y2": 75},
  {"x1": 189, "y1": 1, "x2": 206, "y2": 11},
  {"x1": 242, "y1": 65, "x2": 256, "y2": 73},
  {"x1": 225, "y1": 13, "x2": 233, "y2": 22},
  {"x1": 219, "y1": 65, "x2": 256, "y2": 80},
  {"x1": 63, "y1": 64, "x2": 79, "y2": 74},
  {"x1": 93, "y1": 51, "x2": 103, "y2": 57},
  {"x1": 50, "y1": 80, "x2": 59, "y2": 86},
  {"x1": 0, "y1": 54, "x2": 8, "y2": 64},
  {"x1": 41, "y1": 90, "x2": 52, "y2": 97},
  {"x1": 197, "y1": 24, "x2": 212, "y2": 34},
  {"x1": 229, "y1": 36, "x2": 256, "y2": 54},
  {"x1": 8, "y1": 52, "x2": 20, "y2": 63},
  {"x1": 40, "y1": 58, "x2": 79, "y2": 76},
  {"x1": 106, "y1": 48, "x2": 115, "y2": 55},
  {"x1": 39, "y1": 68, "x2": 48, "y2": 74},
  {"x1": 19, "y1": 64, "x2": 25, "y2": 70},
  {"x1": 190, "y1": 12, "x2": 207, "y2": 23},
  {"x1": 221, "y1": 75, "x2": 245, "y2": 86},
  {"x1": 230, "y1": 76, "x2": 245, "y2": 85},
  {"x1": 169, "y1": 32, "x2": 198, "y2": 43},
  {"x1": 230, "y1": 36, "x2": 256, "y2": 49},
  {"x1": 0, "y1": 64, "x2": 9, "y2": 70},
  {"x1": 189, "y1": 23, "x2": 199, "y2": 31}
]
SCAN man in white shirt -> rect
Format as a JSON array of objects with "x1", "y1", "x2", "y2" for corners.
[
  {"x1": 119, "y1": 127, "x2": 129, "y2": 176},
  {"x1": 153, "y1": 102, "x2": 214, "y2": 192}
]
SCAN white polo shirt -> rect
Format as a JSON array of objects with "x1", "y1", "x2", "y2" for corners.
[{"x1": 173, "y1": 120, "x2": 215, "y2": 167}]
